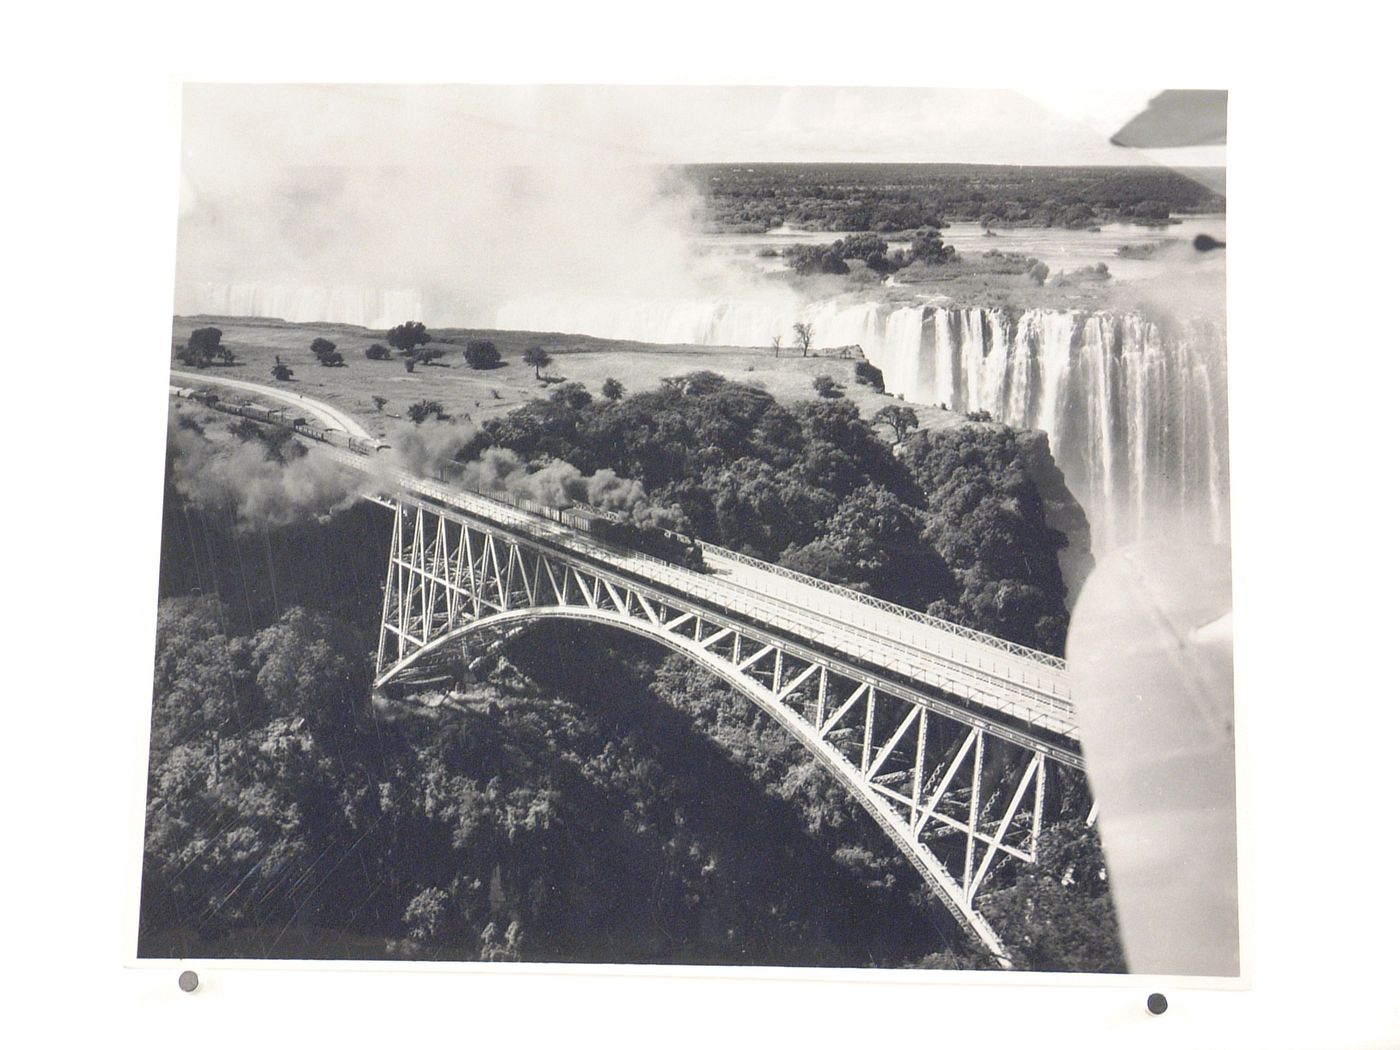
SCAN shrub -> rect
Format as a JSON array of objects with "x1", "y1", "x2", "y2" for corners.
[
  {"x1": 854, "y1": 361, "x2": 885, "y2": 392},
  {"x1": 407, "y1": 400, "x2": 447, "y2": 424},
  {"x1": 464, "y1": 339, "x2": 501, "y2": 370},
  {"x1": 549, "y1": 382, "x2": 593, "y2": 411},
  {"x1": 365, "y1": 343, "x2": 392, "y2": 361}
]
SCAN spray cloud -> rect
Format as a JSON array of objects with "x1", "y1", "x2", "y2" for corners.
[{"x1": 174, "y1": 84, "x2": 732, "y2": 326}]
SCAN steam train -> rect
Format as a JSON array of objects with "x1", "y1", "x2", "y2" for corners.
[
  {"x1": 528, "y1": 502, "x2": 707, "y2": 572},
  {"x1": 460, "y1": 483, "x2": 707, "y2": 572},
  {"x1": 170, "y1": 385, "x2": 389, "y2": 455}
]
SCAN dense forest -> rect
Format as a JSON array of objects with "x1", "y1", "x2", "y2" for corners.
[
  {"x1": 141, "y1": 382, "x2": 1122, "y2": 970},
  {"x1": 685, "y1": 163, "x2": 1224, "y2": 233},
  {"x1": 468, "y1": 372, "x2": 1077, "y2": 654}
]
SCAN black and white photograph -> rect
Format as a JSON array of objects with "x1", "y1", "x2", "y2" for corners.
[
  {"x1": 138, "y1": 83, "x2": 1237, "y2": 976},
  {"x1": 13, "y1": 5, "x2": 1400, "y2": 1047}
]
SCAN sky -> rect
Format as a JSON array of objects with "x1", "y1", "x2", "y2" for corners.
[{"x1": 179, "y1": 83, "x2": 1225, "y2": 169}]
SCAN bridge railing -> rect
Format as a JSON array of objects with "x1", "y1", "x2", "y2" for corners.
[
  {"x1": 445, "y1": 473, "x2": 1068, "y2": 672},
  {"x1": 693, "y1": 542, "x2": 1068, "y2": 671}
]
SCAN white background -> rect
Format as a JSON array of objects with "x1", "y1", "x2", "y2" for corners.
[{"x1": 6, "y1": 2, "x2": 1398, "y2": 1047}]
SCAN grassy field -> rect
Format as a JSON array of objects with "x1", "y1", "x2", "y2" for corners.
[{"x1": 171, "y1": 317, "x2": 963, "y2": 439}]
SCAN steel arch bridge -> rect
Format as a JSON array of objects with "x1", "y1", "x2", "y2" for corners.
[{"x1": 369, "y1": 481, "x2": 1088, "y2": 965}]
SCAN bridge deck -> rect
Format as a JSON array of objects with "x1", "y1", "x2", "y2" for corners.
[{"x1": 324, "y1": 447, "x2": 1079, "y2": 746}]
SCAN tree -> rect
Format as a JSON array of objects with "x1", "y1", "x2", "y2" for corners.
[
  {"x1": 601, "y1": 377, "x2": 625, "y2": 401},
  {"x1": 771, "y1": 335, "x2": 782, "y2": 357},
  {"x1": 189, "y1": 327, "x2": 223, "y2": 356},
  {"x1": 414, "y1": 347, "x2": 446, "y2": 366},
  {"x1": 792, "y1": 323, "x2": 814, "y2": 357},
  {"x1": 250, "y1": 607, "x2": 357, "y2": 724},
  {"x1": 549, "y1": 382, "x2": 592, "y2": 411},
  {"x1": 270, "y1": 356, "x2": 293, "y2": 381},
  {"x1": 523, "y1": 345, "x2": 553, "y2": 379},
  {"x1": 464, "y1": 339, "x2": 501, "y2": 370},
  {"x1": 909, "y1": 227, "x2": 955, "y2": 265},
  {"x1": 407, "y1": 400, "x2": 446, "y2": 424},
  {"x1": 148, "y1": 594, "x2": 258, "y2": 755},
  {"x1": 1027, "y1": 260, "x2": 1050, "y2": 286},
  {"x1": 785, "y1": 244, "x2": 849, "y2": 276},
  {"x1": 779, "y1": 483, "x2": 952, "y2": 607},
  {"x1": 903, "y1": 426, "x2": 1071, "y2": 652},
  {"x1": 310, "y1": 338, "x2": 344, "y2": 366},
  {"x1": 177, "y1": 327, "x2": 233, "y2": 367},
  {"x1": 372, "y1": 396, "x2": 388, "y2": 413},
  {"x1": 873, "y1": 404, "x2": 919, "y2": 442},
  {"x1": 812, "y1": 374, "x2": 845, "y2": 399},
  {"x1": 832, "y1": 232, "x2": 890, "y2": 271},
  {"x1": 386, "y1": 321, "x2": 431, "y2": 357},
  {"x1": 835, "y1": 232, "x2": 887, "y2": 258},
  {"x1": 977, "y1": 824, "x2": 1126, "y2": 973},
  {"x1": 853, "y1": 361, "x2": 885, "y2": 391},
  {"x1": 365, "y1": 343, "x2": 392, "y2": 361}
]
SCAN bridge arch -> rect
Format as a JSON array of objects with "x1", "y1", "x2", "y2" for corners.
[{"x1": 379, "y1": 603, "x2": 1011, "y2": 962}]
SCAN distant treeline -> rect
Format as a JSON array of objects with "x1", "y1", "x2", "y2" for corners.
[{"x1": 684, "y1": 163, "x2": 1225, "y2": 233}]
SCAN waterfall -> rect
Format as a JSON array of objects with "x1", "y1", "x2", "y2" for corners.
[{"x1": 865, "y1": 306, "x2": 1229, "y2": 554}]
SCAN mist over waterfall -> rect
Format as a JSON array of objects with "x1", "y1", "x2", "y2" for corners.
[
  {"x1": 176, "y1": 283, "x2": 427, "y2": 332},
  {"x1": 496, "y1": 298, "x2": 1229, "y2": 554}
]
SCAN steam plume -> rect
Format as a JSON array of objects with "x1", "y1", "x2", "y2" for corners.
[{"x1": 168, "y1": 411, "x2": 363, "y2": 530}]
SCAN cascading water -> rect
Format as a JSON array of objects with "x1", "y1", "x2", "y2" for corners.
[{"x1": 496, "y1": 297, "x2": 1229, "y2": 555}]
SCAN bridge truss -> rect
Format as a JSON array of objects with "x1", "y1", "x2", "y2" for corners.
[{"x1": 375, "y1": 494, "x2": 1083, "y2": 963}]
